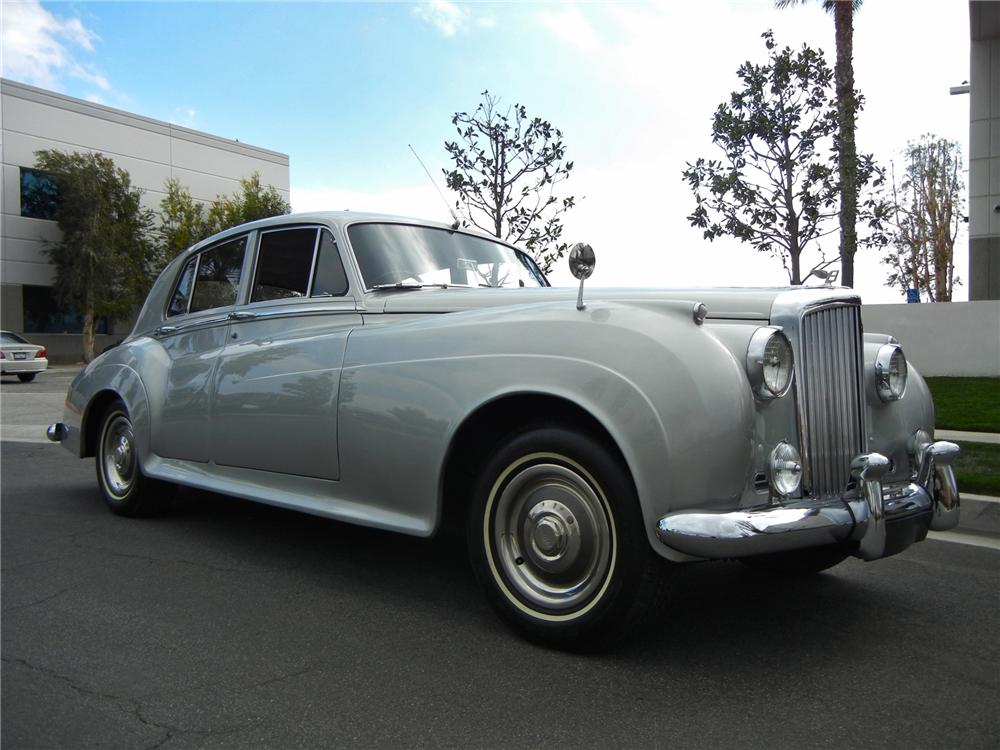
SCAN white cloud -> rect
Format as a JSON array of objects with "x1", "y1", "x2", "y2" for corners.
[
  {"x1": 170, "y1": 107, "x2": 198, "y2": 128},
  {"x1": 537, "y1": 5, "x2": 602, "y2": 53},
  {"x1": 412, "y1": 1, "x2": 495, "y2": 37},
  {"x1": 291, "y1": 183, "x2": 454, "y2": 224},
  {"x1": 0, "y1": 0, "x2": 110, "y2": 94},
  {"x1": 412, "y1": 0, "x2": 468, "y2": 37}
]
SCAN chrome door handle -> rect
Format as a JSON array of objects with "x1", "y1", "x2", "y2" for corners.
[
  {"x1": 228, "y1": 311, "x2": 256, "y2": 321},
  {"x1": 155, "y1": 325, "x2": 178, "y2": 336}
]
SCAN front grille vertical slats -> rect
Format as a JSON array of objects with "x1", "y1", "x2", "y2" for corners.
[{"x1": 798, "y1": 304, "x2": 865, "y2": 497}]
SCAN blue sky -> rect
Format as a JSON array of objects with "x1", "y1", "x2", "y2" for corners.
[{"x1": 2, "y1": 1, "x2": 971, "y2": 300}]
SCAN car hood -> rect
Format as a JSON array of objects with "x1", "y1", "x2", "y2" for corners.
[{"x1": 372, "y1": 286, "x2": 860, "y2": 322}]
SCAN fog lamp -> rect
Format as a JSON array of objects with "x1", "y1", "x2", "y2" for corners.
[{"x1": 770, "y1": 441, "x2": 803, "y2": 498}]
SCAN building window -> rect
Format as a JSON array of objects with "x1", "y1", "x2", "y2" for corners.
[
  {"x1": 22, "y1": 286, "x2": 109, "y2": 334},
  {"x1": 20, "y1": 168, "x2": 60, "y2": 220}
]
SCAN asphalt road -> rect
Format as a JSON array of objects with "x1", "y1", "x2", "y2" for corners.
[{"x1": 3, "y1": 432, "x2": 999, "y2": 749}]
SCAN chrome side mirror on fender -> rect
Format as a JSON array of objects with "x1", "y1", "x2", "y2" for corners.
[{"x1": 569, "y1": 243, "x2": 595, "y2": 311}]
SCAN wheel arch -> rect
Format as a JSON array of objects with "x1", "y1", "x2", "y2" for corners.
[
  {"x1": 78, "y1": 365, "x2": 151, "y2": 459},
  {"x1": 438, "y1": 392, "x2": 636, "y2": 538}
]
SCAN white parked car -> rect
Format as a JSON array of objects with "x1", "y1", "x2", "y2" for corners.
[
  {"x1": 48, "y1": 212, "x2": 960, "y2": 649},
  {"x1": 1, "y1": 331, "x2": 48, "y2": 382}
]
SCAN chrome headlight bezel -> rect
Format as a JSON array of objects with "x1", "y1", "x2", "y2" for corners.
[
  {"x1": 875, "y1": 344, "x2": 908, "y2": 402},
  {"x1": 746, "y1": 327, "x2": 794, "y2": 400}
]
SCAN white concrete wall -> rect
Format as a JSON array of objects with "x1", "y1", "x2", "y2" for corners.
[
  {"x1": 0, "y1": 78, "x2": 290, "y2": 331},
  {"x1": 863, "y1": 301, "x2": 1000, "y2": 377}
]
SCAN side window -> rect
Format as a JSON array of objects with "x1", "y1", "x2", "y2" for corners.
[
  {"x1": 190, "y1": 236, "x2": 247, "y2": 313},
  {"x1": 251, "y1": 228, "x2": 318, "y2": 303},
  {"x1": 311, "y1": 229, "x2": 349, "y2": 297},
  {"x1": 166, "y1": 257, "x2": 198, "y2": 317}
]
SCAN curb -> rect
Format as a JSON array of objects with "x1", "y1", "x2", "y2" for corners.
[
  {"x1": 938, "y1": 429, "x2": 1000, "y2": 445},
  {"x1": 958, "y1": 494, "x2": 1000, "y2": 537}
]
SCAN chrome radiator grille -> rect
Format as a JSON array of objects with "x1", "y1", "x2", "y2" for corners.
[{"x1": 797, "y1": 304, "x2": 866, "y2": 497}]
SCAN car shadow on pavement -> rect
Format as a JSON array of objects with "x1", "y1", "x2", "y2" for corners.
[{"x1": 156, "y1": 487, "x2": 891, "y2": 658}]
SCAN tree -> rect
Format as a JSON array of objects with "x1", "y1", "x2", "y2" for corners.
[
  {"x1": 33, "y1": 150, "x2": 156, "y2": 362},
  {"x1": 157, "y1": 172, "x2": 290, "y2": 268},
  {"x1": 775, "y1": 0, "x2": 864, "y2": 287},
  {"x1": 444, "y1": 91, "x2": 576, "y2": 273},
  {"x1": 205, "y1": 172, "x2": 290, "y2": 235},
  {"x1": 681, "y1": 31, "x2": 887, "y2": 285},
  {"x1": 158, "y1": 177, "x2": 210, "y2": 268},
  {"x1": 884, "y1": 135, "x2": 963, "y2": 302}
]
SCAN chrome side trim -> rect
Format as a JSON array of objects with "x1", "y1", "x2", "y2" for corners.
[{"x1": 153, "y1": 315, "x2": 231, "y2": 337}]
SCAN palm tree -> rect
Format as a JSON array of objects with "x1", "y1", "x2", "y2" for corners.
[{"x1": 776, "y1": 0, "x2": 863, "y2": 287}]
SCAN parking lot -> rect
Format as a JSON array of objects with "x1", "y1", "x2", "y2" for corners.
[{"x1": 2, "y1": 370, "x2": 999, "y2": 748}]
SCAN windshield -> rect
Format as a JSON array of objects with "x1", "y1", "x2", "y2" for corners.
[{"x1": 347, "y1": 223, "x2": 548, "y2": 289}]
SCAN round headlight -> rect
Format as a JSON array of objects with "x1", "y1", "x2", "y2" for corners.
[
  {"x1": 770, "y1": 441, "x2": 802, "y2": 498},
  {"x1": 747, "y1": 328, "x2": 794, "y2": 399},
  {"x1": 875, "y1": 344, "x2": 907, "y2": 402}
]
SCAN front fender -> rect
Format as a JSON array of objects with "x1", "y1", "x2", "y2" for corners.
[{"x1": 338, "y1": 300, "x2": 755, "y2": 557}]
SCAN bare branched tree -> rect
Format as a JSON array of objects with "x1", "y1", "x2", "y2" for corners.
[
  {"x1": 885, "y1": 135, "x2": 964, "y2": 302},
  {"x1": 444, "y1": 91, "x2": 576, "y2": 273}
]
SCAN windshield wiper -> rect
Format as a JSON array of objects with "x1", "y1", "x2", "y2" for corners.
[{"x1": 370, "y1": 282, "x2": 453, "y2": 291}]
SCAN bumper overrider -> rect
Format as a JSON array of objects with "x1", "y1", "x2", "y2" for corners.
[{"x1": 656, "y1": 441, "x2": 960, "y2": 561}]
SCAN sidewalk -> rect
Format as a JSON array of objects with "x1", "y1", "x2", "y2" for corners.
[
  {"x1": 937, "y1": 429, "x2": 1000, "y2": 445},
  {"x1": 936, "y1": 428, "x2": 1000, "y2": 543}
]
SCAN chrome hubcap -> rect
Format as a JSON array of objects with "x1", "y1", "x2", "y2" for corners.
[
  {"x1": 102, "y1": 415, "x2": 136, "y2": 499},
  {"x1": 491, "y1": 460, "x2": 613, "y2": 613}
]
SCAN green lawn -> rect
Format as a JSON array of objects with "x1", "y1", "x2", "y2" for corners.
[
  {"x1": 953, "y1": 441, "x2": 1000, "y2": 497},
  {"x1": 925, "y1": 377, "x2": 1000, "y2": 433}
]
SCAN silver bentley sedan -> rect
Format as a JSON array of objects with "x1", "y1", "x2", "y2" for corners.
[{"x1": 49, "y1": 212, "x2": 960, "y2": 649}]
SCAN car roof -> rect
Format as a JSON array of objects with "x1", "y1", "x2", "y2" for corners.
[{"x1": 182, "y1": 211, "x2": 502, "y2": 258}]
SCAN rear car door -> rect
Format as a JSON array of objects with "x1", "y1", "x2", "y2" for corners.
[
  {"x1": 150, "y1": 234, "x2": 249, "y2": 462},
  {"x1": 211, "y1": 226, "x2": 361, "y2": 480}
]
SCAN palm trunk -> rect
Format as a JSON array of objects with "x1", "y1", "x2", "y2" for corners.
[
  {"x1": 834, "y1": 1, "x2": 858, "y2": 288},
  {"x1": 82, "y1": 309, "x2": 96, "y2": 364}
]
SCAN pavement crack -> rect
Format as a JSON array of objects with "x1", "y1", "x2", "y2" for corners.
[
  {"x1": 2, "y1": 586, "x2": 73, "y2": 614},
  {"x1": 69, "y1": 535, "x2": 291, "y2": 575},
  {"x1": 3, "y1": 656, "x2": 127, "y2": 704},
  {"x1": 245, "y1": 662, "x2": 321, "y2": 690},
  {"x1": 3, "y1": 656, "x2": 259, "y2": 747}
]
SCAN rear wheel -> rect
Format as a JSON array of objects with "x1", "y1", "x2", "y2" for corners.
[
  {"x1": 17, "y1": 373, "x2": 36, "y2": 383},
  {"x1": 468, "y1": 427, "x2": 670, "y2": 651},
  {"x1": 96, "y1": 402, "x2": 173, "y2": 517},
  {"x1": 740, "y1": 544, "x2": 851, "y2": 575}
]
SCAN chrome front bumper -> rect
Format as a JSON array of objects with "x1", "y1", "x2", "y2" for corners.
[{"x1": 656, "y1": 441, "x2": 960, "y2": 561}]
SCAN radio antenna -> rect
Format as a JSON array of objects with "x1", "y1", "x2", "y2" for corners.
[{"x1": 409, "y1": 144, "x2": 461, "y2": 230}]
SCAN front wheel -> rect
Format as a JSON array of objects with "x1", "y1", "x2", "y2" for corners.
[
  {"x1": 96, "y1": 402, "x2": 173, "y2": 517},
  {"x1": 468, "y1": 427, "x2": 669, "y2": 651}
]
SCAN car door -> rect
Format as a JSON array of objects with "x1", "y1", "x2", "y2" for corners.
[
  {"x1": 150, "y1": 234, "x2": 250, "y2": 462},
  {"x1": 211, "y1": 226, "x2": 362, "y2": 480}
]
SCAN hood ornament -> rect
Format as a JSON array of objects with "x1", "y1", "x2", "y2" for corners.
[
  {"x1": 569, "y1": 243, "x2": 596, "y2": 311},
  {"x1": 813, "y1": 268, "x2": 839, "y2": 288}
]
